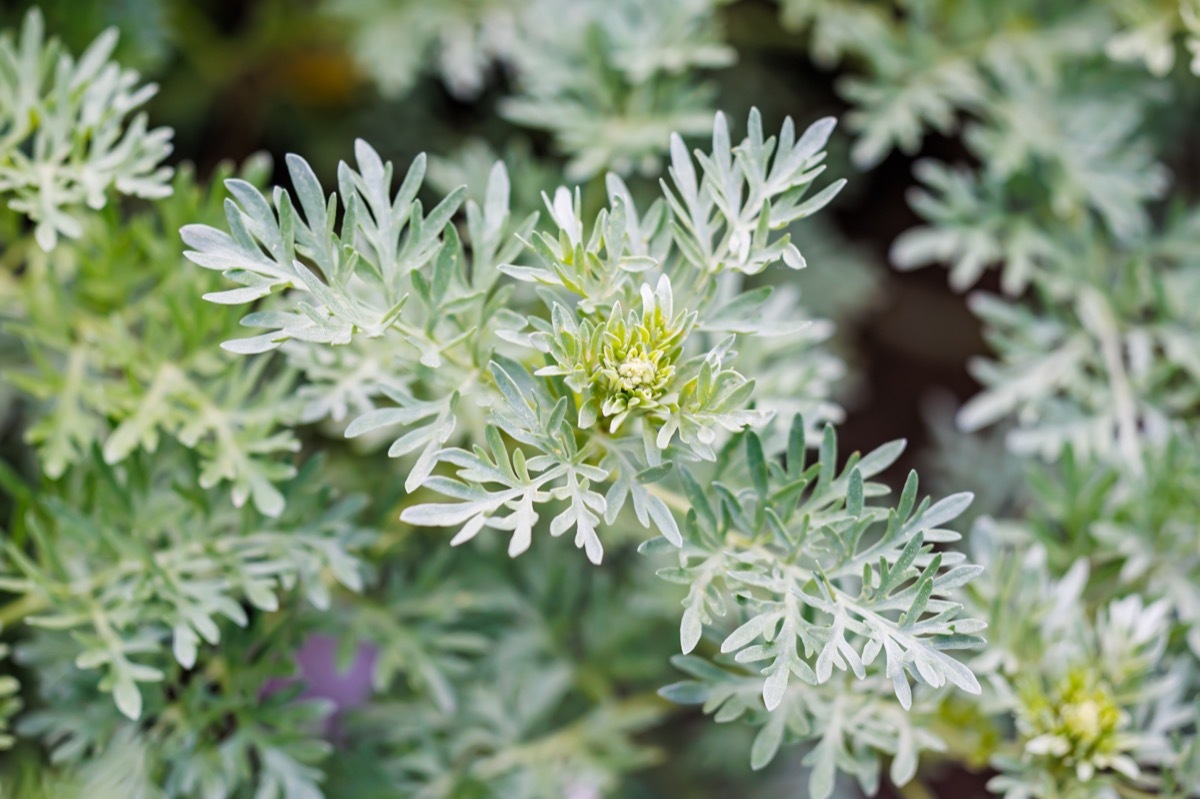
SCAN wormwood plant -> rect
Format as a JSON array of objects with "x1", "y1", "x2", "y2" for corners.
[
  {"x1": 0, "y1": 8, "x2": 991, "y2": 797},
  {"x1": 0, "y1": 3, "x2": 1198, "y2": 799},
  {"x1": 793, "y1": 3, "x2": 1200, "y2": 796},
  {"x1": 180, "y1": 100, "x2": 989, "y2": 780}
]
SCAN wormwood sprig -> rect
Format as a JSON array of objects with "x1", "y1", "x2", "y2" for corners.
[
  {"x1": 0, "y1": 9, "x2": 173, "y2": 251},
  {"x1": 15, "y1": 616, "x2": 341, "y2": 799},
  {"x1": 185, "y1": 108, "x2": 844, "y2": 562},
  {"x1": 499, "y1": 0, "x2": 734, "y2": 179},
  {"x1": 0, "y1": 450, "x2": 367, "y2": 722},
  {"x1": 649, "y1": 418, "x2": 984, "y2": 796},
  {"x1": 5, "y1": 159, "x2": 302, "y2": 516},
  {"x1": 183, "y1": 107, "x2": 986, "y2": 795},
  {"x1": 183, "y1": 144, "x2": 530, "y2": 500}
]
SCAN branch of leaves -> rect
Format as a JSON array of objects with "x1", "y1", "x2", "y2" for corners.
[
  {"x1": 185, "y1": 152, "x2": 536, "y2": 502},
  {"x1": 645, "y1": 418, "x2": 906, "y2": 650},
  {"x1": 659, "y1": 653, "x2": 948, "y2": 798},
  {"x1": 17, "y1": 616, "x2": 338, "y2": 799},
  {"x1": 954, "y1": 284, "x2": 1187, "y2": 467},
  {"x1": 401, "y1": 162, "x2": 536, "y2": 366},
  {"x1": 0, "y1": 451, "x2": 367, "y2": 720},
  {"x1": 497, "y1": 0, "x2": 723, "y2": 183},
  {"x1": 340, "y1": 649, "x2": 665, "y2": 798},
  {"x1": 662, "y1": 108, "x2": 846, "y2": 276},
  {"x1": 397, "y1": 389, "x2": 609, "y2": 563},
  {"x1": 395, "y1": 358, "x2": 684, "y2": 564},
  {"x1": 343, "y1": 567, "x2": 519, "y2": 716},
  {"x1": 0, "y1": 10, "x2": 175, "y2": 252},
  {"x1": 646, "y1": 417, "x2": 985, "y2": 725},
  {"x1": 498, "y1": 184, "x2": 664, "y2": 313},
  {"x1": 182, "y1": 140, "x2": 465, "y2": 354},
  {"x1": 891, "y1": 159, "x2": 1058, "y2": 294}
]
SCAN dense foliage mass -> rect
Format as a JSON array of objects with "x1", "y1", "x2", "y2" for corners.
[{"x1": 0, "y1": 2, "x2": 1196, "y2": 798}]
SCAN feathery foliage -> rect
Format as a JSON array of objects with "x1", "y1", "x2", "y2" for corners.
[{"x1": 0, "y1": 2, "x2": 1197, "y2": 798}]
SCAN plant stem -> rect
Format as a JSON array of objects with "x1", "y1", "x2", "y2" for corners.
[
  {"x1": 646, "y1": 483, "x2": 692, "y2": 514},
  {"x1": 0, "y1": 593, "x2": 47, "y2": 627}
]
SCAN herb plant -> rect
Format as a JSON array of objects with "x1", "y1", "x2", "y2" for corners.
[{"x1": 0, "y1": 3, "x2": 1196, "y2": 799}]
